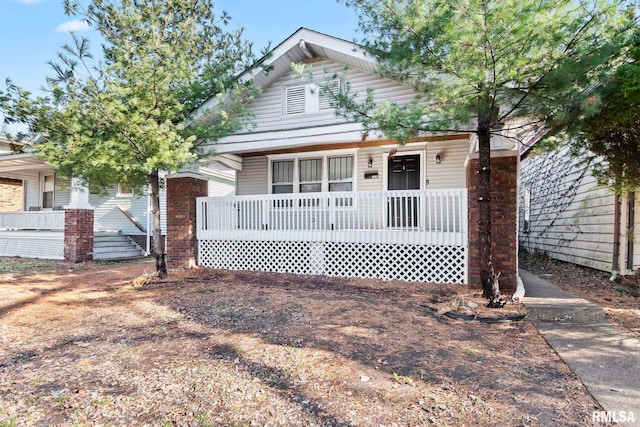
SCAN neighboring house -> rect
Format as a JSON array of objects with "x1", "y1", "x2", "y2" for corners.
[
  {"x1": 0, "y1": 137, "x2": 23, "y2": 212},
  {"x1": 190, "y1": 28, "x2": 520, "y2": 288},
  {"x1": 0, "y1": 138, "x2": 235, "y2": 260},
  {"x1": 519, "y1": 143, "x2": 638, "y2": 276}
]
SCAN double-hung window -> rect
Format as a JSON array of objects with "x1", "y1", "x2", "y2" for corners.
[
  {"x1": 328, "y1": 156, "x2": 353, "y2": 192},
  {"x1": 271, "y1": 160, "x2": 294, "y2": 194},
  {"x1": 42, "y1": 175, "x2": 55, "y2": 209},
  {"x1": 299, "y1": 158, "x2": 322, "y2": 193},
  {"x1": 269, "y1": 154, "x2": 355, "y2": 198}
]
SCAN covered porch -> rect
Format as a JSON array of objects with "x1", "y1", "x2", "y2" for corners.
[
  {"x1": 196, "y1": 189, "x2": 469, "y2": 283},
  {"x1": 0, "y1": 211, "x2": 66, "y2": 259},
  {"x1": 0, "y1": 154, "x2": 66, "y2": 259}
]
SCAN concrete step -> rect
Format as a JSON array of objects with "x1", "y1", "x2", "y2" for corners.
[
  {"x1": 93, "y1": 245, "x2": 143, "y2": 254},
  {"x1": 93, "y1": 232, "x2": 145, "y2": 260},
  {"x1": 94, "y1": 240, "x2": 137, "y2": 248},
  {"x1": 94, "y1": 249, "x2": 145, "y2": 260},
  {"x1": 94, "y1": 236, "x2": 130, "y2": 243}
]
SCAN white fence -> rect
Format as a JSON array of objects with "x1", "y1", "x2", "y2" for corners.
[
  {"x1": 197, "y1": 189, "x2": 468, "y2": 283},
  {"x1": 0, "y1": 211, "x2": 65, "y2": 231},
  {"x1": 197, "y1": 189, "x2": 467, "y2": 246}
]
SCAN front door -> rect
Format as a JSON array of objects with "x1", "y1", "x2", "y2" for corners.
[{"x1": 388, "y1": 155, "x2": 421, "y2": 227}]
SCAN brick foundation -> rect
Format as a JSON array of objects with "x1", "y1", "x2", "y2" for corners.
[
  {"x1": 166, "y1": 174, "x2": 209, "y2": 270},
  {"x1": 466, "y1": 154, "x2": 518, "y2": 293},
  {"x1": 64, "y1": 209, "x2": 94, "y2": 263}
]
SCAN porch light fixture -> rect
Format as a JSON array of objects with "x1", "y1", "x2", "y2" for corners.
[
  {"x1": 435, "y1": 153, "x2": 442, "y2": 164},
  {"x1": 367, "y1": 157, "x2": 373, "y2": 168}
]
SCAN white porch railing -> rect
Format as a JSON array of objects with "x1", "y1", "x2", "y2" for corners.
[
  {"x1": 0, "y1": 211, "x2": 65, "y2": 231},
  {"x1": 197, "y1": 189, "x2": 468, "y2": 246}
]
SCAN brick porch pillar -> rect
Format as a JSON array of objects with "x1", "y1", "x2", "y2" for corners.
[
  {"x1": 64, "y1": 177, "x2": 94, "y2": 263},
  {"x1": 64, "y1": 209, "x2": 95, "y2": 262},
  {"x1": 466, "y1": 152, "x2": 518, "y2": 293},
  {"x1": 166, "y1": 172, "x2": 209, "y2": 270}
]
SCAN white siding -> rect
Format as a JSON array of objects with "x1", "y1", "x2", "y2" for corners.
[
  {"x1": 632, "y1": 195, "x2": 640, "y2": 271},
  {"x1": 237, "y1": 156, "x2": 268, "y2": 195},
  {"x1": 237, "y1": 139, "x2": 469, "y2": 197},
  {"x1": 208, "y1": 178, "x2": 235, "y2": 197},
  {"x1": 424, "y1": 140, "x2": 468, "y2": 190},
  {"x1": 212, "y1": 58, "x2": 419, "y2": 154},
  {"x1": 519, "y1": 145, "x2": 617, "y2": 272},
  {"x1": 160, "y1": 177, "x2": 167, "y2": 236},
  {"x1": 357, "y1": 148, "x2": 384, "y2": 192},
  {"x1": 25, "y1": 178, "x2": 39, "y2": 209},
  {"x1": 245, "y1": 58, "x2": 415, "y2": 134},
  {"x1": 90, "y1": 187, "x2": 150, "y2": 235},
  {"x1": 54, "y1": 177, "x2": 70, "y2": 207}
]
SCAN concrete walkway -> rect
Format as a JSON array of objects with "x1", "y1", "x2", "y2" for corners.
[{"x1": 520, "y1": 270, "x2": 640, "y2": 426}]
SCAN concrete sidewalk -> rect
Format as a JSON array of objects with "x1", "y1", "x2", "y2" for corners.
[{"x1": 520, "y1": 270, "x2": 640, "y2": 426}]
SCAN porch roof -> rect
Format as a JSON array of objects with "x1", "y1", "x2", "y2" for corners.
[{"x1": 0, "y1": 153, "x2": 53, "y2": 180}]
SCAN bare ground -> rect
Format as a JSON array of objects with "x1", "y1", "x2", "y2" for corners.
[
  {"x1": 1, "y1": 258, "x2": 603, "y2": 426},
  {"x1": 519, "y1": 251, "x2": 640, "y2": 338}
]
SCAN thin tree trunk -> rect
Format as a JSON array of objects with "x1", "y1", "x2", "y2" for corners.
[
  {"x1": 149, "y1": 170, "x2": 167, "y2": 278},
  {"x1": 477, "y1": 127, "x2": 501, "y2": 306}
]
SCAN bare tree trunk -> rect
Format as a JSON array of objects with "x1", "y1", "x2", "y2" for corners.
[
  {"x1": 477, "y1": 127, "x2": 502, "y2": 307},
  {"x1": 149, "y1": 170, "x2": 167, "y2": 278}
]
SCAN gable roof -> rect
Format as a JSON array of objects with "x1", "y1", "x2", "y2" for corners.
[{"x1": 195, "y1": 28, "x2": 375, "y2": 116}]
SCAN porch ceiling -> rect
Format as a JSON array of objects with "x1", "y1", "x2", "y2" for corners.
[{"x1": 0, "y1": 154, "x2": 53, "y2": 179}]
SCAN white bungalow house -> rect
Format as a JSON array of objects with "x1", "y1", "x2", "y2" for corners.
[
  {"x1": 519, "y1": 142, "x2": 639, "y2": 277},
  {"x1": 188, "y1": 28, "x2": 520, "y2": 288},
  {"x1": 0, "y1": 136, "x2": 235, "y2": 260}
]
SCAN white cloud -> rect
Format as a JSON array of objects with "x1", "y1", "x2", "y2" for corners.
[{"x1": 55, "y1": 20, "x2": 91, "y2": 33}]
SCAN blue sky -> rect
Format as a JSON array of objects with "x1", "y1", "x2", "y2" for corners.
[{"x1": 0, "y1": 0, "x2": 359, "y2": 97}]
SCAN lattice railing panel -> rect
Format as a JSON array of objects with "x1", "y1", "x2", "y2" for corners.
[
  {"x1": 0, "y1": 236, "x2": 64, "y2": 260},
  {"x1": 199, "y1": 240, "x2": 467, "y2": 284}
]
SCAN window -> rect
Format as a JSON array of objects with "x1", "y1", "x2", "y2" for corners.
[
  {"x1": 299, "y1": 158, "x2": 322, "y2": 193},
  {"x1": 269, "y1": 154, "x2": 355, "y2": 196},
  {"x1": 42, "y1": 175, "x2": 54, "y2": 209},
  {"x1": 328, "y1": 156, "x2": 353, "y2": 192},
  {"x1": 117, "y1": 183, "x2": 134, "y2": 197},
  {"x1": 272, "y1": 160, "x2": 294, "y2": 194},
  {"x1": 284, "y1": 79, "x2": 341, "y2": 116}
]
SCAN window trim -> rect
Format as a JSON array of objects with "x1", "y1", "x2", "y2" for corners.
[
  {"x1": 41, "y1": 174, "x2": 55, "y2": 209},
  {"x1": 382, "y1": 149, "x2": 426, "y2": 191},
  {"x1": 298, "y1": 157, "x2": 323, "y2": 193},
  {"x1": 117, "y1": 183, "x2": 134, "y2": 197},
  {"x1": 267, "y1": 150, "x2": 357, "y2": 195}
]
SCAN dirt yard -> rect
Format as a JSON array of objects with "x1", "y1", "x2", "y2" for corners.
[{"x1": 1, "y1": 258, "x2": 602, "y2": 426}]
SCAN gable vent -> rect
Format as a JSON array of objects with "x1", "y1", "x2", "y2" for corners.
[
  {"x1": 285, "y1": 85, "x2": 306, "y2": 115},
  {"x1": 319, "y1": 80, "x2": 340, "y2": 111},
  {"x1": 284, "y1": 79, "x2": 341, "y2": 116}
]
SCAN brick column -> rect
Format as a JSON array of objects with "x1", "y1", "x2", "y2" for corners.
[
  {"x1": 466, "y1": 153, "x2": 518, "y2": 293},
  {"x1": 64, "y1": 209, "x2": 94, "y2": 263},
  {"x1": 166, "y1": 172, "x2": 209, "y2": 270}
]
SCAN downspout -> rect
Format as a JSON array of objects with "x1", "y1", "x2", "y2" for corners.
[
  {"x1": 611, "y1": 192, "x2": 621, "y2": 281},
  {"x1": 145, "y1": 184, "x2": 151, "y2": 256},
  {"x1": 627, "y1": 192, "x2": 635, "y2": 272},
  {"x1": 512, "y1": 140, "x2": 525, "y2": 303}
]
